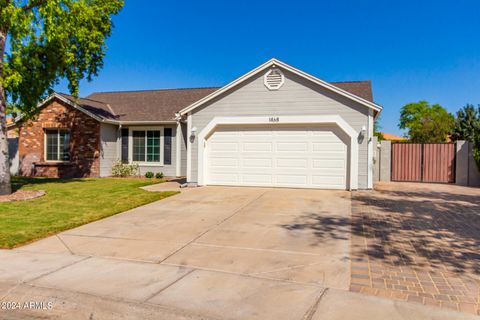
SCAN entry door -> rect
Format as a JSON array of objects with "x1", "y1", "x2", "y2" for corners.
[{"x1": 206, "y1": 125, "x2": 348, "y2": 189}]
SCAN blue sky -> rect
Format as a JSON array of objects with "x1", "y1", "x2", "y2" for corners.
[{"x1": 54, "y1": 0, "x2": 480, "y2": 135}]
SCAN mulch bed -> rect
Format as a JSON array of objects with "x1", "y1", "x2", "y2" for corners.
[{"x1": 0, "y1": 190, "x2": 46, "y2": 202}]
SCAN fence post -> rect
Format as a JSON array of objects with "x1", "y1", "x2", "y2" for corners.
[
  {"x1": 373, "y1": 136, "x2": 379, "y2": 182},
  {"x1": 455, "y1": 141, "x2": 467, "y2": 185},
  {"x1": 467, "y1": 141, "x2": 480, "y2": 186},
  {"x1": 379, "y1": 140, "x2": 391, "y2": 182}
]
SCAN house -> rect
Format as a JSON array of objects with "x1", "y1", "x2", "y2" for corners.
[
  {"x1": 381, "y1": 132, "x2": 406, "y2": 141},
  {"x1": 6, "y1": 118, "x2": 18, "y2": 138},
  {"x1": 16, "y1": 58, "x2": 382, "y2": 190}
]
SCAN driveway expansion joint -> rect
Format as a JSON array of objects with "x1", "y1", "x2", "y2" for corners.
[
  {"x1": 302, "y1": 287, "x2": 329, "y2": 320},
  {"x1": 13, "y1": 281, "x2": 219, "y2": 320},
  {"x1": 160, "y1": 262, "x2": 324, "y2": 288},
  {"x1": 56, "y1": 234, "x2": 75, "y2": 255},
  {"x1": 143, "y1": 268, "x2": 196, "y2": 303},
  {"x1": 156, "y1": 190, "x2": 269, "y2": 264},
  {"x1": 26, "y1": 256, "x2": 91, "y2": 284}
]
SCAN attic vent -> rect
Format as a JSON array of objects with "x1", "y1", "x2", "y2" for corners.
[{"x1": 264, "y1": 68, "x2": 285, "y2": 90}]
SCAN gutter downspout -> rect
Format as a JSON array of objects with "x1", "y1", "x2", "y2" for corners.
[{"x1": 175, "y1": 113, "x2": 182, "y2": 177}]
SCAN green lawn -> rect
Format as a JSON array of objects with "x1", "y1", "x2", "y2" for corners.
[{"x1": 0, "y1": 177, "x2": 178, "y2": 248}]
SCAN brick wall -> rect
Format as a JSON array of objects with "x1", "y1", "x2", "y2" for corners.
[{"x1": 18, "y1": 99, "x2": 101, "y2": 178}]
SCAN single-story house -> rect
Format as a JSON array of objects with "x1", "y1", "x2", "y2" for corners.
[
  {"x1": 6, "y1": 118, "x2": 18, "y2": 138},
  {"x1": 380, "y1": 132, "x2": 407, "y2": 141},
  {"x1": 14, "y1": 58, "x2": 382, "y2": 190}
]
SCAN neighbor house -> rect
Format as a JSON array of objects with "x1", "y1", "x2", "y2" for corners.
[
  {"x1": 14, "y1": 58, "x2": 382, "y2": 190},
  {"x1": 381, "y1": 132, "x2": 407, "y2": 142}
]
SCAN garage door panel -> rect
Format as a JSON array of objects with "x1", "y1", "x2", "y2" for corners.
[
  {"x1": 206, "y1": 126, "x2": 347, "y2": 189},
  {"x1": 312, "y1": 175, "x2": 345, "y2": 187},
  {"x1": 209, "y1": 173, "x2": 239, "y2": 184},
  {"x1": 242, "y1": 158, "x2": 272, "y2": 168},
  {"x1": 312, "y1": 143, "x2": 345, "y2": 152},
  {"x1": 276, "y1": 158, "x2": 308, "y2": 169},
  {"x1": 209, "y1": 158, "x2": 238, "y2": 168},
  {"x1": 312, "y1": 159, "x2": 346, "y2": 169},
  {"x1": 210, "y1": 142, "x2": 239, "y2": 152},
  {"x1": 242, "y1": 174, "x2": 273, "y2": 184},
  {"x1": 276, "y1": 175, "x2": 308, "y2": 185},
  {"x1": 276, "y1": 142, "x2": 308, "y2": 152},
  {"x1": 243, "y1": 142, "x2": 273, "y2": 152}
]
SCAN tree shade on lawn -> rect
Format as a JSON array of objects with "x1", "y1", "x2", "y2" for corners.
[{"x1": 0, "y1": 177, "x2": 177, "y2": 248}]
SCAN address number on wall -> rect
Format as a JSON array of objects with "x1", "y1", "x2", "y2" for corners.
[{"x1": 269, "y1": 117, "x2": 280, "y2": 123}]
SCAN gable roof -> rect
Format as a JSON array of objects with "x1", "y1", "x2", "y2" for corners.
[
  {"x1": 330, "y1": 81, "x2": 373, "y2": 102},
  {"x1": 85, "y1": 87, "x2": 218, "y2": 122},
  {"x1": 12, "y1": 59, "x2": 379, "y2": 125},
  {"x1": 56, "y1": 80, "x2": 374, "y2": 123},
  {"x1": 179, "y1": 58, "x2": 382, "y2": 116}
]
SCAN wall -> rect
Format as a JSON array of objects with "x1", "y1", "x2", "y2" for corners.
[
  {"x1": 376, "y1": 140, "x2": 392, "y2": 182},
  {"x1": 456, "y1": 141, "x2": 480, "y2": 187},
  {"x1": 373, "y1": 137, "x2": 379, "y2": 182},
  {"x1": 374, "y1": 140, "x2": 480, "y2": 187},
  {"x1": 99, "y1": 123, "x2": 118, "y2": 177},
  {"x1": 18, "y1": 99, "x2": 101, "y2": 178},
  {"x1": 190, "y1": 67, "x2": 370, "y2": 188}
]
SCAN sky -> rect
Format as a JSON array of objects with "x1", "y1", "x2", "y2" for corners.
[{"x1": 53, "y1": 0, "x2": 480, "y2": 136}]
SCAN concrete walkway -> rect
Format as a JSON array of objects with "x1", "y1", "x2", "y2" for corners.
[{"x1": 0, "y1": 186, "x2": 477, "y2": 319}]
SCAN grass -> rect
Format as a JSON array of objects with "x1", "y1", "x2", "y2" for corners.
[{"x1": 0, "y1": 177, "x2": 178, "y2": 248}]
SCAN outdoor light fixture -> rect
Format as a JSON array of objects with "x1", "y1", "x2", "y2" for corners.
[
  {"x1": 189, "y1": 127, "x2": 197, "y2": 143},
  {"x1": 361, "y1": 125, "x2": 367, "y2": 134}
]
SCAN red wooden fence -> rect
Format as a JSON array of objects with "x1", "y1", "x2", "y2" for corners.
[{"x1": 391, "y1": 143, "x2": 456, "y2": 183}]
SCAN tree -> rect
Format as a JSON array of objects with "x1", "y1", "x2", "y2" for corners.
[
  {"x1": 0, "y1": 0, "x2": 123, "y2": 195},
  {"x1": 474, "y1": 133, "x2": 480, "y2": 170},
  {"x1": 373, "y1": 115, "x2": 385, "y2": 141},
  {"x1": 451, "y1": 104, "x2": 480, "y2": 142},
  {"x1": 399, "y1": 101, "x2": 454, "y2": 143}
]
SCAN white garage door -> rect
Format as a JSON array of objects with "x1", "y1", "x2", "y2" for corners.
[{"x1": 206, "y1": 125, "x2": 348, "y2": 189}]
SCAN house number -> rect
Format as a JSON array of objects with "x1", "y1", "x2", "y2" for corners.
[{"x1": 269, "y1": 117, "x2": 280, "y2": 123}]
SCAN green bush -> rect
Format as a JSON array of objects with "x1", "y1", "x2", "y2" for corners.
[
  {"x1": 145, "y1": 171, "x2": 154, "y2": 178},
  {"x1": 111, "y1": 161, "x2": 139, "y2": 177},
  {"x1": 155, "y1": 172, "x2": 164, "y2": 179}
]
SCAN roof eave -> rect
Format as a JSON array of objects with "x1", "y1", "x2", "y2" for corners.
[
  {"x1": 116, "y1": 120, "x2": 177, "y2": 125},
  {"x1": 179, "y1": 58, "x2": 382, "y2": 116},
  {"x1": 12, "y1": 93, "x2": 107, "y2": 125}
]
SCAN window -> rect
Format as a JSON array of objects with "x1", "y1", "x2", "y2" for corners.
[
  {"x1": 45, "y1": 129, "x2": 70, "y2": 161},
  {"x1": 132, "y1": 130, "x2": 161, "y2": 163}
]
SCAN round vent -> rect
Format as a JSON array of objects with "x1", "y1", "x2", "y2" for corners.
[{"x1": 264, "y1": 68, "x2": 285, "y2": 90}]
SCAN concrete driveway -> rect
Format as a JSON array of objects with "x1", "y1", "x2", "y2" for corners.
[{"x1": 0, "y1": 186, "x2": 476, "y2": 319}]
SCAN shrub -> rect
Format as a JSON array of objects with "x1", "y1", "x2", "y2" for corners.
[
  {"x1": 145, "y1": 171, "x2": 154, "y2": 178},
  {"x1": 111, "y1": 161, "x2": 139, "y2": 177},
  {"x1": 474, "y1": 133, "x2": 480, "y2": 171},
  {"x1": 155, "y1": 172, "x2": 164, "y2": 179}
]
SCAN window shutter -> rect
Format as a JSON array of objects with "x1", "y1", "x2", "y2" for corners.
[
  {"x1": 164, "y1": 128, "x2": 172, "y2": 165},
  {"x1": 121, "y1": 129, "x2": 129, "y2": 163}
]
